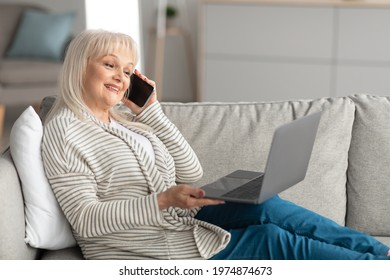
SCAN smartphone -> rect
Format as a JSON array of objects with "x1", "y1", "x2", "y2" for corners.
[{"x1": 125, "y1": 74, "x2": 154, "y2": 107}]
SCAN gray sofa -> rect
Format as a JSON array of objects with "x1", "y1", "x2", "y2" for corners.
[
  {"x1": 0, "y1": 3, "x2": 68, "y2": 145},
  {"x1": 1, "y1": 94, "x2": 389, "y2": 259}
]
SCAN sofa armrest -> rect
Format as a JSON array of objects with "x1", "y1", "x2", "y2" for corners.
[{"x1": 0, "y1": 148, "x2": 40, "y2": 259}]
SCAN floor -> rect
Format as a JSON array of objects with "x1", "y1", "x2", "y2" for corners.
[{"x1": 1, "y1": 105, "x2": 28, "y2": 152}]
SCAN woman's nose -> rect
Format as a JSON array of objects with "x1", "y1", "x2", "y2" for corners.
[{"x1": 114, "y1": 70, "x2": 125, "y2": 81}]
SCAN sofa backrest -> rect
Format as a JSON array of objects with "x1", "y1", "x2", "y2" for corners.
[
  {"x1": 0, "y1": 149, "x2": 40, "y2": 259},
  {"x1": 162, "y1": 97, "x2": 356, "y2": 226},
  {"x1": 0, "y1": 4, "x2": 45, "y2": 57},
  {"x1": 347, "y1": 94, "x2": 390, "y2": 236}
]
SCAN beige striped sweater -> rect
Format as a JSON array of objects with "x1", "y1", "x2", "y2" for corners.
[{"x1": 42, "y1": 102, "x2": 230, "y2": 259}]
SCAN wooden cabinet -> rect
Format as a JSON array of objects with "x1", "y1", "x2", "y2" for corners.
[{"x1": 198, "y1": 0, "x2": 390, "y2": 101}]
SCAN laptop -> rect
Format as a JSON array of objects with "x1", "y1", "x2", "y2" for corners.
[{"x1": 201, "y1": 111, "x2": 322, "y2": 204}]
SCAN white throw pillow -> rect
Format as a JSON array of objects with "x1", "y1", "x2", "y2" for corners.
[{"x1": 10, "y1": 106, "x2": 76, "y2": 249}]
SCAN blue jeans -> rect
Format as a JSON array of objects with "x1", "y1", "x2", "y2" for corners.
[{"x1": 195, "y1": 196, "x2": 390, "y2": 260}]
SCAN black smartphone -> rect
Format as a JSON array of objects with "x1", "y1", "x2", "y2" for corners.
[{"x1": 125, "y1": 74, "x2": 154, "y2": 107}]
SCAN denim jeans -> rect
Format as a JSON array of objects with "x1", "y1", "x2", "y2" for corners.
[{"x1": 195, "y1": 195, "x2": 390, "y2": 260}]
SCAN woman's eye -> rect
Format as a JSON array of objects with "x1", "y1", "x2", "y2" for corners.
[
  {"x1": 124, "y1": 71, "x2": 131, "y2": 77},
  {"x1": 104, "y1": 63, "x2": 114, "y2": 68}
]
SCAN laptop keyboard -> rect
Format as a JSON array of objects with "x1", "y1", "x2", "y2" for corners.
[{"x1": 222, "y1": 176, "x2": 264, "y2": 200}]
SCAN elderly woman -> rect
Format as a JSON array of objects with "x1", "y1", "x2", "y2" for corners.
[{"x1": 42, "y1": 30, "x2": 390, "y2": 260}]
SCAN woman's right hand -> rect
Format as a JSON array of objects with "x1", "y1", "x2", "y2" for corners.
[{"x1": 157, "y1": 184, "x2": 225, "y2": 210}]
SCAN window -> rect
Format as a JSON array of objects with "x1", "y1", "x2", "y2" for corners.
[{"x1": 85, "y1": 0, "x2": 143, "y2": 70}]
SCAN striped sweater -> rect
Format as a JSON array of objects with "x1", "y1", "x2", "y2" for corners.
[{"x1": 42, "y1": 102, "x2": 230, "y2": 259}]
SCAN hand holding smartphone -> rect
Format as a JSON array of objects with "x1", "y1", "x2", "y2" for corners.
[{"x1": 124, "y1": 74, "x2": 155, "y2": 108}]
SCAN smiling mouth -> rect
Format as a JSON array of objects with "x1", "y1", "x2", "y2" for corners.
[{"x1": 105, "y1": 84, "x2": 120, "y2": 93}]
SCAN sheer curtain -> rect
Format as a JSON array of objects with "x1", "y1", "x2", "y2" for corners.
[{"x1": 85, "y1": 0, "x2": 143, "y2": 70}]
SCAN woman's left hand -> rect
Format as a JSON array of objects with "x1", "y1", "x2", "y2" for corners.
[{"x1": 122, "y1": 69, "x2": 158, "y2": 115}]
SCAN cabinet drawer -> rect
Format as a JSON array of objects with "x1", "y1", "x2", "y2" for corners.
[
  {"x1": 335, "y1": 65, "x2": 390, "y2": 96},
  {"x1": 203, "y1": 59, "x2": 332, "y2": 102},
  {"x1": 204, "y1": 4, "x2": 334, "y2": 59},
  {"x1": 337, "y1": 8, "x2": 390, "y2": 63}
]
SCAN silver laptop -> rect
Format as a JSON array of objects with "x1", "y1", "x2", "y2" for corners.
[{"x1": 201, "y1": 111, "x2": 322, "y2": 204}]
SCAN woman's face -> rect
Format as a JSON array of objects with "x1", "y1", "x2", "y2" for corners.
[{"x1": 83, "y1": 48, "x2": 134, "y2": 118}]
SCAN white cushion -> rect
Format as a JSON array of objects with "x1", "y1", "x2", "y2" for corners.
[{"x1": 10, "y1": 106, "x2": 76, "y2": 249}]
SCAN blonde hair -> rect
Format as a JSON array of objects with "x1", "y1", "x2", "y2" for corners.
[{"x1": 45, "y1": 29, "x2": 139, "y2": 124}]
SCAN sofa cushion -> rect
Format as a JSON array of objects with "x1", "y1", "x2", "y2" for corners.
[
  {"x1": 374, "y1": 236, "x2": 390, "y2": 248},
  {"x1": 347, "y1": 94, "x2": 390, "y2": 236},
  {"x1": 40, "y1": 246, "x2": 84, "y2": 260},
  {"x1": 0, "y1": 59, "x2": 62, "y2": 86},
  {"x1": 0, "y1": 5, "x2": 44, "y2": 57},
  {"x1": 5, "y1": 9, "x2": 75, "y2": 61},
  {"x1": 162, "y1": 97, "x2": 355, "y2": 225}
]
